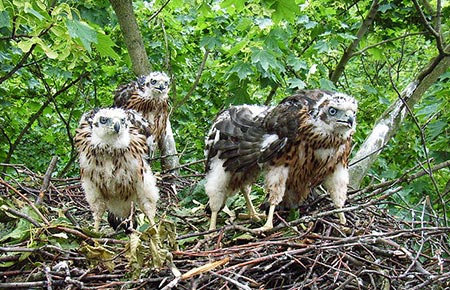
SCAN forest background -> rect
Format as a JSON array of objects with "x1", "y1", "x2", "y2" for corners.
[
  {"x1": 1, "y1": 0, "x2": 450, "y2": 240},
  {"x1": 1, "y1": 0, "x2": 449, "y2": 219}
]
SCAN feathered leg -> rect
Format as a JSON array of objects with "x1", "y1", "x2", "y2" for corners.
[
  {"x1": 257, "y1": 166, "x2": 289, "y2": 232},
  {"x1": 205, "y1": 161, "x2": 230, "y2": 230},
  {"x1": 206, "y1": 188, "x2": 227, "y2": 231},
  {"x1": 324, "y1": 163, "x2": 348, "y2": 225},
  {"x1": 137, "y1": 170, "x2": 159, "y2": 227},
  {"x1": 82, "y1": 180, "x2": 106, "y2": 231}
]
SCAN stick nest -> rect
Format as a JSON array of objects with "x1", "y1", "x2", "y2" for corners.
[{"x1": 0, "y1": 163, "x2": 449, "y2": 290}]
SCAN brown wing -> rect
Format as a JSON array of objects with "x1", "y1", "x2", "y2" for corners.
[
  {"x1": 125, "y1": 109, "x2": 155, "y2": 156},
  {"x1": 113, "y1": 80, "x2": 139, "y2": 108},
  {"x1": 206, "y1": 105, "x2": 271, "y2": 172}
]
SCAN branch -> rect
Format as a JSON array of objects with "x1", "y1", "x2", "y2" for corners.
[
  {"x1": 2, "y1": 72, "x2": 89, "y2": 168},
  {"x1": 352, "y1": 32, "x2": 426, "y2": 57},
  {"x1": 349, "y1": 45, "x2": 450, "y2": 188},
  {"x1": 175, "y1": 49, "x2": 210, "y2": 108},
  {"x1": 109, "y1": 0, "x2": 151, "y2": 75},
  {"x1": 412, "y1": 0, "x2": 445, "y2": 54},
  {"x1": 0, "y1": 177, "x2": 49, "y2": 225},
  {"x1": 330, "y1": 0, "x2": 379, "y2": 83},
  {"x1": 0, "y1": 44, "x2": 37, "y2": 84},
  {"x1": 148, "y1": 0, "x2": 171, "y2": 22},
  {"x1": 388, "y1": 66, "x2": 446, "y2": 225},
  {"x1": 36, "y1": 156, "x2": 59, "y2": 205}
]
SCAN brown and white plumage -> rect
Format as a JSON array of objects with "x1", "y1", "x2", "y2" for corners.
[
  {"x1": 204, "y1": 89, "x2": 357, "y2": 231},
  {"x1": 74, "y1": 108, "x2": 159, "y2": 231},
  {"x1": 113, "y1": 71, "x2": 170, "y2": 151}
]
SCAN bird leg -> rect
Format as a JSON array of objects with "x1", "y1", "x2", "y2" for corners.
[
  {"x1": 238, "y1": 186, "x2": 265, "y2": 221},
  {"x1": 337, "y1": 212, "x2": 346, "y2": 225},
  {"x1": 91, "y1": 203, "x2": 106, "y2": 232},
  {"x1": 253, "y1": 165, "x2": 289, "y2": 232},
  {"x1": 209, "y1": 210, "x2": 219, "y2": 231},
  {"x1": 254, "y1": 204, "x2": 276, "y2": 232}
]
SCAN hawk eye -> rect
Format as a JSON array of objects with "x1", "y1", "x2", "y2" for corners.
[
  {"x1": 328, "y1": 107, "x2": 338, "y2": 116},
  {"x1": 164, "y1": 81, "x2": 169, "y2": 86},
  {"x1": 99, "y1": 116, "x2": 108, "y2": 124},
  {"x1": 151, "y1": 79, "x2": 157, "y2": 85},
  {"x1": 121, "y1": 118, "x2": 126, "y2": 125}
]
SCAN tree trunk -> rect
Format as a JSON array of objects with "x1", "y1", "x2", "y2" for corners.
[
  {"x1": 109, "y1": 0, "x2": 180, "y2": 173},
  {"x1": 109, "y1": 0, "x2": 151, "y2": 76},
  {"x1": 349, "y1": 46, "x2": 450, "y2": 189},
  {"x1": 330, "y1": 0, "x2": 379, "y2": 83}
]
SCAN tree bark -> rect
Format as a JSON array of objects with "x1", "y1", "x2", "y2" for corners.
[
  {"x1": 109, "y1": 0, "x2": 180, "y2": 173},
  {"x1": 349, "y1": 45, "x2": 450, "y2": 189},
  {"x1": 330, "y1": 0, "x2": 379, "y2": 83},
  {"x1": 109, "y1": 0, "x2": 151, "y2": 76}
]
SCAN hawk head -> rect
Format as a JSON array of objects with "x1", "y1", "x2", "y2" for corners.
[
  {"x1": 90, "y1": 108, "x2": 131, "y2": 149},
  {"x1": 137, "y1": 71, "x2": 170, "y2": 99},
  {"x1": 309, "y1": 91, "x2": 357, "y2": 138}
]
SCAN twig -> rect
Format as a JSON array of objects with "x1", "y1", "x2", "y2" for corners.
[
  {"x1": 174, "y1": 49, "x2": 210, "y2": 109},
  {"x1": 36, "y1": 156, "x2": 58, "y2": 204},
  {"x1": 211, "y1": 272, "x2": 252, "y2": 290},
  {"x1": 0, "y1": 177, "x2": 49, "y2": 225}
]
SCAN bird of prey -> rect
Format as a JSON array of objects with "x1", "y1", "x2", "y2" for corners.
[
  {"x1": 113, "y1": 71, "x2": 171, "y2": 151},
  {"x1": 204, "y1": 89, "x2": 357, "y2": 232},
  {"x1": 74, "y1": 107, "x2": 159, "y2": 231}
]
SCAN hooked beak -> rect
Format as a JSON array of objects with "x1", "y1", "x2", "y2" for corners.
[
  {"x1": 156, "y1": 85, "x2": 165, "y2": 92},
  {"x1": 113, "y1": 122, "x2": 121, "y2": 133},
  {"x1": 337, "y1": 114, "x2": 355, "y2": 128},
  {"x1": 346, "y1": 116, "x2": 355, "y2": 127}
]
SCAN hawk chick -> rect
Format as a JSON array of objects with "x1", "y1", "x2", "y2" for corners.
[
  {"x1": 75, "y1": 108, "x2": 159, "y2": 231},
  {"x1": 113, "y1": 71, "x2": 171, "y2": 151},
  {"x1": 204, "y1": 89, "x2": 357, "y2": 231}
]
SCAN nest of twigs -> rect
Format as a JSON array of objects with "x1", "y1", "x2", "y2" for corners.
[{"x1": 0, "y1": 161, "x2": 449, "y2": 290}]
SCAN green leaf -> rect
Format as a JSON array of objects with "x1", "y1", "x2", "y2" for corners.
[
  {"x1": 66, "y1": 19, "x2": 97, "y2": 53},
  {"x1": 0, "y1": 11, "x2": 10, "y2": 29},
  {"x1": 221, "y1": 0, "x2": 246, "y2": 11},
  {"x1": 288, "y1": 77, "x2": 306, "y2": 90},
  {"x1": 287, "y1": 54, "x2": 307, "y2": 71},
  {"x1": 229, "y1": 62, "x2": 254, "y2": 80},
  {"x1": 319, "y1": 78, "x2": 336, "y2": 91},
  {"x1": 269, "y1": 0, "x2": 299, "y2": 24},
  {"x1": 200, "y1": 35, "x2": 222, "y2": 50},
  {"x1": 94, "y1": 33, "x2": 120, "y2": 60},
  {"x1": 314, "y1": 40, "x2": 329, "y2": 53},
  {"x1": 251, "y1": 49, "x2": 276, "y2": 71},
  {"x1": 368, "y1": 47, "x2": 384, "y2": 60},
  {"x1": 428, "y1": 120, "x2": 447, "y2": 140},
  {"x1": 228, "y1": 38, "x2": 250, "y2": 56},
  {"x1": 24, "y1": 2, "x2": 46, "y2": 21}
]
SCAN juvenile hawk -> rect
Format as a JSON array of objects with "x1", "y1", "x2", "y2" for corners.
[
  {"x1": 204, "y1": 89, "x2": 357, "y2": 231},
  {"x1": 113, "y1": 71, "x2": 171, "y2": 152},
  {"x1": 75, "y1": 108, "x2": 159, "y2": 231}
]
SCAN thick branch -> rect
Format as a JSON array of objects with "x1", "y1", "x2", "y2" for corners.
[
  {"x1": 109, "y1": 0, "x2": 151, "y2": 75},
  {"x1": 349, "y1": 45, "x2": 450, "y2": 189},
  {"x1": 330, "y1": 0, "x2": 379, "y2": 83}
]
